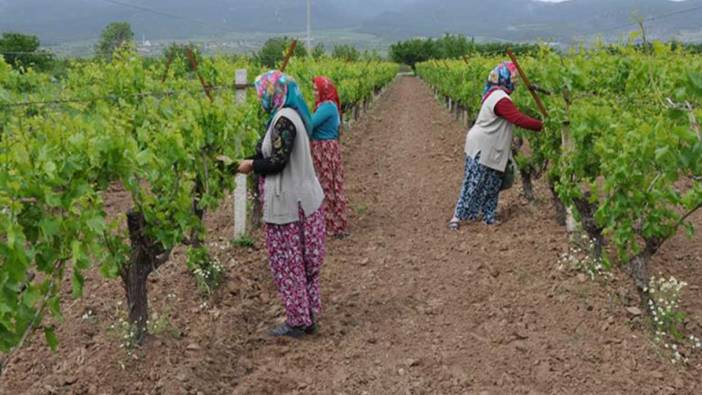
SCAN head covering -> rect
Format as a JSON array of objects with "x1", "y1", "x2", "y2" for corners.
[
  {"x1": 255, "y1": 70, "x2": 313, "y2": 133},
  {"x1": 313, "y1": 76, "x2": 342, "y2": 114},
  {"x1": 482, "y1": 61, "x2": 518, "y2": 101}
]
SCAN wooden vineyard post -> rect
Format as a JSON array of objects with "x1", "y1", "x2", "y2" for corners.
[
  {"x1": 233, "y1": 69, "x2": 249, "y2": 238},
  {"x1": 234, "y1": 68, "x2": 248, "y2": 103}
]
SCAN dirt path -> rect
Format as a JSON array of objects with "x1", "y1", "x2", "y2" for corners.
[{"x1": 4, "y1": 76, "x2": 702, "y2": 394}]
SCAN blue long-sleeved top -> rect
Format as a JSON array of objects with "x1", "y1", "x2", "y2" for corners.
[{"x1": 311, "y1": 101, "x2": 341, "y2": 141}]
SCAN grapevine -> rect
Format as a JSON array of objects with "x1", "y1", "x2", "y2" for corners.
[
  {"x1": 0, "y1": 47, "x2": 398, "y2": 360},
  {"x1": 417, "y1": 42, "x2": 702, "y2": 310}
]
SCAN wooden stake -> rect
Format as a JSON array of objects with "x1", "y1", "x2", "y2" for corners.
[
  {"x1": 161, "y1": 51, "x2": 175, "y2": 83},
  {"x1": 507, "y1": 49, "x2": 548, "y2": 118},
  {"x1": 185, "y1": 48, "x2": 213, "y2": 102},
  {"x1": 280, "y1": 40, "x2": 298, "y2": 72}
]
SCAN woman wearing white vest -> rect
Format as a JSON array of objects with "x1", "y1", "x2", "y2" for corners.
[
  {"x1": 448, "y1": 62, "x2": 543, "y2": 230},
  {"x1": 237, "y1": 71, "x2": 326, "y2": 338}
]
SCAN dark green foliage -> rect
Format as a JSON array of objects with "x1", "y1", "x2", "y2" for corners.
[
  {"x1": 389, "y1": 38, "x2": 437, "y2": 69},
  {"x1": 670, "y1": 40, "x2": 702, "y2": 54},
  {"x1": 312, "y1": 43, "x2": 326, "y2": 60},
  {"x1": 361, "y1": 50, "x2": 384, "y2": 62},
  {"x1": 163, "y1": 42, "x2": 203, "y2": 73},
  {"x1": 332, "y1": 45, "x2": 360, "y2": 62},
  {"x1": 95, "y1": 22, "x2": 134, "y2": 60},
  {"x1": 390, "y1": 34, "x2": 541, "y2": 69},
  {"x1": 256, "y1": 36, "x2": 308, "y2": 68},
  {"x1": 0, "y1": 32, "x2": 55, "y2": 71}
]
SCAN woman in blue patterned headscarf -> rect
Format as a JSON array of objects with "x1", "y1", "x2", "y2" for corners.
[
  {"x1": 254, "y1": 70, "x2": 313, "y2": 133},
  {"x1": 448, "y1": 61, "x2": 543, "y2": 229},
  {"x1": 237, "y1": 70, "x2": 326, "y2": 338},
  {"x1": 482, "y1": 61, "x2": 518, "y2": 101}
]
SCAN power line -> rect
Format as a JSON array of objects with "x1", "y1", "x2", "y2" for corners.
[
  {"x1": 0, "y1": 51, "x2": 55, "y2": 56},
  {"x1": 100, "y1": 0, "x2": 200, "y2": 24},
  {"x1": 0, "y1": 84, "x2": 244, "y2": 109},
  {"x1": 432, "y1": 3, "x2": 702, "y2": 44},
  {"x1": 588, "y1": 4, "x2": 702, "y2": 35},
  {"x1": 99, "y1": 0, "x2": 234, "y2": 36}
]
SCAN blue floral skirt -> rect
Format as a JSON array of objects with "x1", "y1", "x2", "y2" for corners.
[{"x1": 453, "y1": 153, "x2": 503, "y2": 224}]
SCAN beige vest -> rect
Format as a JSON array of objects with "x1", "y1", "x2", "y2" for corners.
[
  {"x1": 464, "y1": 90, "x2": 513, "y2": 172},
  {"x1": 261, "y1": 108, "x2": 325, "y2": 225}
]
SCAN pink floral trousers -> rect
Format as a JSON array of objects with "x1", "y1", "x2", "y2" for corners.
[
  {"x1": 260, "y1": 177, "x2": 326, "y2": 328},
  {"x1": 265, "y1": 207, "x2": 326, "y2": 327}
]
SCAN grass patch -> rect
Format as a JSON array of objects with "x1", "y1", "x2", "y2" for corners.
[
  {"x1": 231, "y1": 234, "x2": 255, "y2": 248},
  {"x1": 354, "y1": 202, "x2": 369, "y2": 217}
]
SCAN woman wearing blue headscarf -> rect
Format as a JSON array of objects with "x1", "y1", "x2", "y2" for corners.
[
  {"x1": 448, "y1": 62, "x2": 543, "y2": 229},
  {"x1": 237, "y1": 70, "x2": 325, "y2": 338}
]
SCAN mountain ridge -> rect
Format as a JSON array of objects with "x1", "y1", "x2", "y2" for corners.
[
  {"x1": 360, "y1": 0, "x2": 702, "y2": 42},
  {"x1": 1, "y1": 0, "x2": 701, "y2": 45}
]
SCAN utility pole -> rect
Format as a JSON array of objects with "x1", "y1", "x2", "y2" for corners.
[{"x1": 306, "y1": 0, "x2": 312, "y2": 54}]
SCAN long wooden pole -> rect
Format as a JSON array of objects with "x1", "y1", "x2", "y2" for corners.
[
  {"x1": 161, "y1": 51, "x2": 175, "y2": 83},
  {"x1": 185, "y1": 48, "x2": 213, "y2": 102},
  {"x1": 507, "y1": 49, "x2": 548, "y2": 118},
  {"x1": 280, "y1": 40, "x2": 298, "y2": 72}
]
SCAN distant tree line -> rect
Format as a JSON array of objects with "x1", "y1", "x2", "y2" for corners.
[
  {"x1": 255, "y1": 37, "x2": 383, "y2": 67},
  {"x1": 4, "y1": 21, "x2": 700, "y2": 75},
  {"x1": 389, "y1": 34, "x2": 702, "y2": 69},
  {"x1": 0, "y1": 32, "x2": 55, "y2": 71},
  {"x1": 670, "y1": 41, "x2": 702, "y2": 54},
  {"x1": 389, "y1": 34, "x2": 541, "y2": 69}
]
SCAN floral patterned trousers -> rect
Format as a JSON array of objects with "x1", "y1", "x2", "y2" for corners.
[
  {"x1": 311, "y1": 139, "x2": 349, "y2": 237},
  {"x1": 264, "y1": 202, "x2": 327, "y2": 328},
  {"x1": 453, "y1": 153, "x2": 503, "y2": 224}
]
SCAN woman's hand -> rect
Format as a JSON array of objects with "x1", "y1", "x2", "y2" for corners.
[{"x1": 237, "y1": 160, "x2": 254, "y2": 175}]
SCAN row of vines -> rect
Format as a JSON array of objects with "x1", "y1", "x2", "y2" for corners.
[
  {"x1": 0, "y1": 46, "x2": 398, "y2": 364},
  {"x1": 417, "y1": 42, "x2": 702, "y2": 356}
]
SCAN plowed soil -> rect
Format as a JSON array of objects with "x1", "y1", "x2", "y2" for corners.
[{"x1": 3, "y1": 76, "x2": 702, "y2": 394}]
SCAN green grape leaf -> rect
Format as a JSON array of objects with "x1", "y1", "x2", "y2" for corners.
[
  {"x1": 655, "y1": 146, "x2": 669, "y2": 160},
  {"x1": 44, "y1": 326, "x2": 58, "y2": 352},
  {"x1": 85, "y1": 215, "x2": 105, "y2": 234},
  {"x1": 688, "y1": 72, "x2": 702, "y2": 96},
  {"x1": 71, "y1": 270, "x2": 85, "y2": 298}
]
